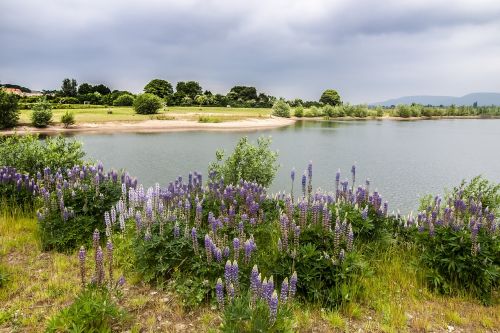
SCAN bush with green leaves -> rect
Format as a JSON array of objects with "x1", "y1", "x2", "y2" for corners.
[
  {"x1": 59, "y1": 96, "x2": 80, "y2": 104},
  {"x1": 208, "y1": 136, "x2": 279, "y2": 187},
  {"x1": 113, "y1": 94, "x2": 135, "y2": 106},
  {"x1": 46, "y1": 286, "x2": 127, "y2": 333},
  {"x1": 31, "y1": 98, "x2": 53, "y2": 127},
  {"x1": 0, "y1": 134, "x2": 85, "y2": 176},
  {"x1": 219, "y1": 275, "x2": 294, "y2": 333},
  {"x1": 47, "y1": 233, "x2": 128, "y2": 332},
  {"x1": 0, "y1": 89, "x2": 20, "y2": 129},
  {"x1": 61, "y1": 110, "x2": 75, "y2": 128},
  {"x1": 36, "y1": 165, "x2": 126, "y2": 251},
  {"x1": 133, "y1": 93, "x2": 163, "y2": 114},
  {"x1": 272, "y1": 100, "x2": 291, "y2": 118},
  {"x1": 403, "y1": 177, "x2": 500, "y2": 304},
  {"x1": 293, "y1": 105, "x2": 304, "y2": 117}
]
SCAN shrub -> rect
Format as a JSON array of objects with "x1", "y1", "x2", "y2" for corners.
[
  {"x1": 61, "y1": 110, "x2": 75, "y2": 128},
  {"x1": 208, "y1": 136, "x2": 279, "y2": 187},
  {"x1": 219, "y1": 277, "x2": 294, "y2": 332},
  {"x1": 133, "y1": 93, "x2": 163, "y2": 114},
  {"x1": 272, "y1": 100, "x2": 291, "y2": 118},
  {"x1": 0, "y1": 89, "x2": 20, "y2": 129},
  {"x1": 0, "y1": 134, "x2": 85, "y2": 176},
  {"x1": 304, "y1": 106, "x2": 322, "y2": 117},
  {"x1": 407, "y1": 177, "x2": 500, "y2": 304},
  {"x1": 46, "y1": 286, "x2": 127, "y2": 333},
  {"x1": 395, "y1": 104, "x2": 411, "y2": 118},
  {"x1": 37, "y1": 165, "x2": 124, "y2": 251},
  {"x1": 113, "y1": 94, "x2": 134, "y2": 106},
  {"x1": 322, "y1": 105, "x2": 335, "y2": 117},
  {"x1": 59, "y1": 97, "x2": 79, "y2": 104},
  {"x1": 294, "y1": 105, "x2": 304, "y2": 117},
  {"x1": 31, "y1": 98, "x2": 53, "y2": 127}
]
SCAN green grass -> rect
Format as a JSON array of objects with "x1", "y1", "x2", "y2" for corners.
[
  {"x1": 1, "y1": 212, "x2": 499, "y2": 332},
  {"x1": 19, "y1": 105, "x2": 273, "y2": 125}
]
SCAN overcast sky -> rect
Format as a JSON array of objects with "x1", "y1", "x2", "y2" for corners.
[{"x1": 1, "y1": 0, "x2": 499, "y2": 103}]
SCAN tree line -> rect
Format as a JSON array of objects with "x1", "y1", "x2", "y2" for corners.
[{"x1": 15, "y1": 78, "x2": 342, "y2": 109}]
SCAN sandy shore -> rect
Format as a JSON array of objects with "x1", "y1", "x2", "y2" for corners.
[{"x1": 1, "y1": 117, "x2": 296, "y2": 135}]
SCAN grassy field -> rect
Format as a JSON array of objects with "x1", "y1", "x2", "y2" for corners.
[
  {"x1": 1, "y1": 212, "x2": 498, "y2": 332},
  {"x1": 18, "y1": 106, "x2": 273, "y2": 125}
]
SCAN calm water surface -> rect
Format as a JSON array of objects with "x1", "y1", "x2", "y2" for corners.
[{"x1": 74, "y1": 119, "x2": 500, "y2": 213}]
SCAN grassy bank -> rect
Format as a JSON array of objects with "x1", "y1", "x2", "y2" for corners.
[
  {"x1": 18, "y1": 106, "x2": 273, "y2": 125},
  {"x1": 1, "y1": 213, "x2": 498, "y2": 332}
]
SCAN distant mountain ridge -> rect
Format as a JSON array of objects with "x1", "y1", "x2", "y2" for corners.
[{"x1": 371, "y1": 93, "x2": 500, "y2": 107}]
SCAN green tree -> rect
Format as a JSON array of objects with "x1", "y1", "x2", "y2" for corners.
[
  {"x1": 319, "y1": 89, "x2": 341, "y2": 106},
  {"x1": 113, "y1": 94, "x2": 135, "y2": 106},
  {"x1": 209, "y1": 136, "x2": 279, "y2": 187},
  {"x1": 144, "y1": 79, "x2": 174, "y2": 99},
  {"x1": 176, "y1": 81, "x2": 202, "y2": 99},
  {"x1": 133, "y1": 93, "x2": 163, "y2": 114},
  {"x1": 0, "y1": 89, "x2": 19, "y2": 129},
  {"x1": 61, "y1": 78, "x2": 78, "y2": 97},
  {"x1": 77, "y1": 83, "x2": 93, "y2": 95},
  {"x1": 31, "y1": 98, "x2": 53, "y2": 128},
  {"x1": 272, "y1": 99, "x2": 291, "y2": 118},
  {"x1": 92, "y1": 84, "x2": 111, "y2": 95},
  {"x1": 228, "y1": 86, "x2": 258, "y2": 102},
  {"x1": 195, "y1": 94, "x2": 208, "y2": 106}
]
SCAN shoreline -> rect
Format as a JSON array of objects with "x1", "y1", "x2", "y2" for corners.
[
  {"x1": 2, "y1": 115, "x2": 499, "y2": 135},
  {"x1": 0, "y1": 117, "x2": 296, "y2": 135}
]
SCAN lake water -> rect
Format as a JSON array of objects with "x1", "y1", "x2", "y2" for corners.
[{"x1": 74, "y1": 119, "x2": 500, "y2": 213}]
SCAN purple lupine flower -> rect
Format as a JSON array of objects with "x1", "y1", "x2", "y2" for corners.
[
  {"x1": 233, "y1": 238, "x2": 240, "y2": 260},
  {"x1": 110, "y1": 207, "x2": 116, "y2": 225},
  {"x1": 117, "y1": 275, "x2": 125, "y2": 287},
  {"x1": 269, "y1": 290, "x2": 279, "y2": 324},
  {"x1": 191, "y1": 227, "x2": 199, "y2": 254},
  {"x1": 119, "y1": 214, "x2": 125, "y2": 232},
  {"x1": 347, "y1": 224, "x2": 354, "y2": 251},
  {"x1": 232, "y1": 260, "x2": 239, "y2": 291},
  {"x1": 289, "y1": 271, "x2": 297, "y2": 300},
  {"x1": 291, "y1": 168, "x2": 295, "y2": 182},
  {"x1": 361, "y1": 206, "x2": 368, "y2": 220},
  {"x1": 227, "y1": 283, "x2": 235, "y2": 302},
  {"x1": 205, "y1": 235, "x2": 213, "y2": 263},
  {"x1": 223, "y1": 246, "x2": 230, "y2": 258},
  {"x1": 225, "y1": 260, "x2": 232, "y2": 287},
  {"x1": 78, "y1": 246, "x2": 86, "y2": 287},
  {"x1": 265, "y1": 276, "x2": 274, "y2": 302},
  {"x1": 93, "y1": 229, "x2": 100, "y2": 252},
  {"x1": 280, "y1": 277, "x2": 289, "y2": 304},
  {"x1": 261, "y1": 277, "x2": 268, "y2": 299},
  {"x1": 215, "y1": 247, "x2": 222, "y2": 262},
  {"x1": 216, "y1": 278, "x2": 224, "y2": 310},
  {"x1": 277, "y1": 238, "x2": 283, "y2": 252},
  {"x1": 173, "y1": 223, "x2": 180, "y2": 238},
  {"x1": 307, "y1": 161, "x2": 313, "y2": 180},
  {"x1": 244, "y1": 239, "x2": 253, "y2": 264},
  {"x1": 95, "y1": 246, "x2": 104, "y2": 286},
  {"x1": 250, "y1": 265, "x2": 260, "y2": 305},
  {"x1": 104, "y1": 212, "x2": 111, "y2": 237}
]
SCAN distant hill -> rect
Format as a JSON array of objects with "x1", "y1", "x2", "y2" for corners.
[{"x1": 371, "y1": 93, "x2": 500, "y2": 107}]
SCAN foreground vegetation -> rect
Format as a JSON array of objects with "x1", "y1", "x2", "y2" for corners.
[{"x1": 0, "y1": 135, "x2": 498, "y2": 332}]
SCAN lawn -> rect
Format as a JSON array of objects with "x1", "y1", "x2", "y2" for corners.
[{"x1": 18, "y1": 106, "x2": 273, "y2": 124}]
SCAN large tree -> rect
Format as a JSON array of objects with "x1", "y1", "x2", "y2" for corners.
[
  {"x1": 228, "y1": 86, "x2": 258, "y2": 101},
  {"x1": 319, "y1": 89, "x2": 341, "y2": 106},
  {"x1": 77, "y1": 83, "x2": 93, "y2": 95},
  {"x1": 92, "y1": 84, "x2": 111, "y2": 95},
  {"x1": 0, "y1": 89, "x2": 19, "y2": 129},
  {"x1": 144, "y1": 79, "x2": 174, "y2": 99},
  {"x1": 61, "y1": 78, "x2": 78, "y2": 97},
  {"x1": 176, "y1": 81, "x2": 202, "y2": 99}
]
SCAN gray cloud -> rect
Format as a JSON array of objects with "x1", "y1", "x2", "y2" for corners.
[{"x1": 1, "y1": 0, "x2": 500, "y2": 103}]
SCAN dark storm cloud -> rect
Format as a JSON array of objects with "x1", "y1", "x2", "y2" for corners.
[{"x1": 1, "y1": 0, "x2": 500, "y2": 102}]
